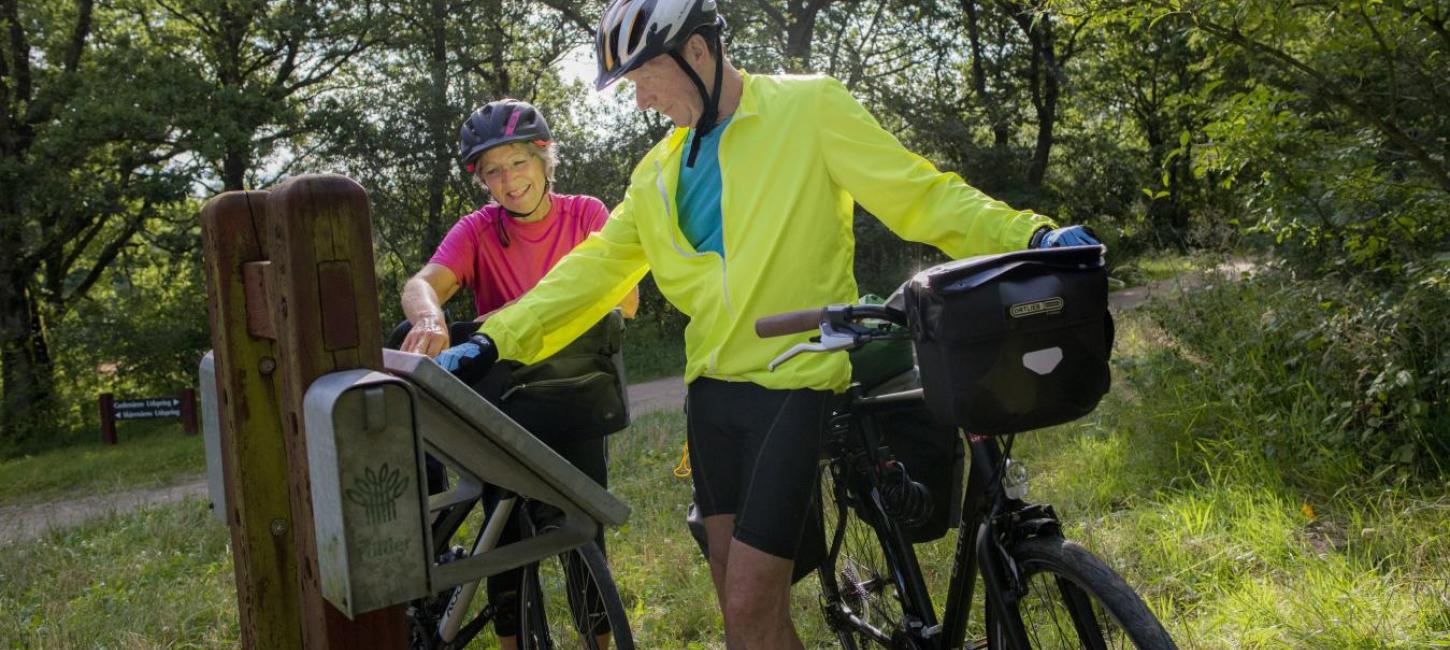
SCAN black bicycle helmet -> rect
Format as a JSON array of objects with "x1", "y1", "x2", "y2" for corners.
[
  {"x1": 458, "y1": 99, "x2": 553, "y2": 172},
  {"x1": 595, "y1": 0, "x2": 726, "y2": 167}
]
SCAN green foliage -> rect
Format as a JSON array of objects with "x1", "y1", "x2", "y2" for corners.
[{"x1": 1146, "y1": 262, "x2": 1450, "y2": 484}]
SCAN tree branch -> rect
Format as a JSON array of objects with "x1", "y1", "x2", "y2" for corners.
[
  {"x1": 1190, "y1": 16, "x2": 1450, "y2": 196},
  {"x1": 535, "y1": 0, "x2": 594, "y2": 34},
  {"x1": 750, "y1": 0, "x2": 789, "y2": 30},
  {"x1": 63, "y1": 204, "x2": 149, "y2": 310}
]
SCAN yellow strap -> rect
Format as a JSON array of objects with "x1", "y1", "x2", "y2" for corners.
[{"x1": 673, "y1": 442, "x2": 691, "y2": 478}]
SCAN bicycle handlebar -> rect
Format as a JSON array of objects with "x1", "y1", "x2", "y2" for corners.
[{"x1": 755, "y1": 308, "x2": 824, "y2": 338}]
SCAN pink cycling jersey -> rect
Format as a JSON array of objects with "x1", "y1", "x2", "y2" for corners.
[{"x1": 430, "y1": 193, "x2": 609, "y2": 316}]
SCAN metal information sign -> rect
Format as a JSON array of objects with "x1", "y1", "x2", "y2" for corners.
[{"x1": 114, "y1": 397, "x2": 184, "y2": 419}]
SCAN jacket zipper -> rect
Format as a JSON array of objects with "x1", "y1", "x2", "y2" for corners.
[{"x1": 655, "y1": 158, "x2": 734, "y2": 374}]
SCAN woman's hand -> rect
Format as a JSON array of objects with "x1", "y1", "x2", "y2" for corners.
[
  {"x1": 401, "y1": 312, "x2": 451, "y2": 357},
  {"x1": 400, "y1": 263, "x2": 462, "y2": 357}
]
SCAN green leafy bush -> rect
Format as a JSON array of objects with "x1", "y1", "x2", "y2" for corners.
[{"x1": 1148, "y1": 262, "x2": 1449, "y2": 484}]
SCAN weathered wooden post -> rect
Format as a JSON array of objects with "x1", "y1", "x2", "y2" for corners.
[
  {"x1": 265, "y1": 174, "x2": 408, "y2": 646},
  {"x1": 181, "y1": 387, "x2": 198, "y2": 436},
  {"x1": 200, "y1": 190, "x2": 305, "y2": 647},
  {"x1": 200, "y1": 176, "x2": 407, "y2": 648}
]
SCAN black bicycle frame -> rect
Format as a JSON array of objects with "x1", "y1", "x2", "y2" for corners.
[
  {"x1": 846, "y1": 392, "x2": 1040, "y2": 650},
  {"x1": 937, "y1": 434, "x2": 1036, "y2": 649}
]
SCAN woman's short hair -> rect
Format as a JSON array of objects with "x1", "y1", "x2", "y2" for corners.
[{"x1": 472, "y1": 141, "x2": 557, "y2": 191}]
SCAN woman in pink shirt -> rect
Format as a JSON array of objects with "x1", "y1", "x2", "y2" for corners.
[{"x1": 399, "y1": 98, "x2": 635, "y2": 649}]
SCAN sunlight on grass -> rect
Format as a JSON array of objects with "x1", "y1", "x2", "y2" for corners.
[
  {"x1": 0, "y1": 498, "x2": 236, "y2": 648},
  {"x1": 0, "y1": 421, "x2": 205, "y2": 506}
]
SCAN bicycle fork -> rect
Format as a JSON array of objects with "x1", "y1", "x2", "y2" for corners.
[{"x1": 939, "y1": 435, "x2": 1045, "y2": 650}]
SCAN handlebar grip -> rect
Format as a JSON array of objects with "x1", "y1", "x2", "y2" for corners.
[{"x1": 755, "y1": 308, "x2": 824, "y2": 338}]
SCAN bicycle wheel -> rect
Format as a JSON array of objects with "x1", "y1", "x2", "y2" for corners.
[
  {"x1": 989, "y1": 536, "x2": 1175, "y2": 649},
  {"x1": 815, "y1": 461, "x2": 922, "y2": 650},
  {"x1": 518, "y1": 540, "x2": 635, "y2": 650}
]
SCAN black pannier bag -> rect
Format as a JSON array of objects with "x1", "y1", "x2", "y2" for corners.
[
  {"x1": 388, "y1": 310, "x2": 631, "y2": 445},
  {"x1": 874, "y1": 405, "x2": 965, "y2": 543},
  {"x1": 464, "y1": 310, "x2": 631, "y2": 446},
  {"x1": 848, "y1": 337, "x2": 964, "y2": 543},
  {"x1": 904, "y1": 245, "x2": 1113, "y2": 435}
]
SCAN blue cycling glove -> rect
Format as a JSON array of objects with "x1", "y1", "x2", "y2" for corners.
[
  {"x1": 1031, "y1": 225, "x2": 1100, "y2": 248},
  {"x1": 434, "y1": 334, "x2": 499, "y2": 385}
]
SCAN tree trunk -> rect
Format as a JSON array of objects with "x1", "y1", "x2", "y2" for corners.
[
  {"x1": 421, "y1": 0, "x2": 451, "y2": 263},
  {"x1": 784, "y1": 2, "x2": 823, "y2": 72},
  {"x1": 0, "y1": 277, "x2": 52, "y2": 448},
  {"x1": 962, "y1": 0, "x2": 1010, "y2": 148},
  {"x1": 1025, "y1": 17, "x2": 1058, "y2": 187}
]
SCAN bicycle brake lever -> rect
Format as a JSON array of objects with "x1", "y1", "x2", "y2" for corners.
[{"x1": 767, "y1": 332, "x2": 857, "y2": 371}]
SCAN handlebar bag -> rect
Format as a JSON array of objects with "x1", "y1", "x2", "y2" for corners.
[
  {"x1": 904, "y1": 246, "x2": 1112, "y2": 435},
  {"x1": 425, "y1": 310, "x2": 631, "y2": 446}
]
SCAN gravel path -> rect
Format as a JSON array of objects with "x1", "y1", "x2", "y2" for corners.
[{"x1": 2, "y1": 263, "x2": 1252, "y2": 545}]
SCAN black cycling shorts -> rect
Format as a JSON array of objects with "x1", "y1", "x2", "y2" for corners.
[{"x1": 687, "y1": 378, "x2": 832, "y2": 559}]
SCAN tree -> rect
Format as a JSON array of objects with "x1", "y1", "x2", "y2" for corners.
[
  {"x1": 1, "y1": 0, "x2": 194, "y2": 447},
  {"x1": 138, "y1": 0, "x2": 382, "y2": 191},
  {"x1": 1144, "y1": 0, "x2": 1450, "y2": 266}
]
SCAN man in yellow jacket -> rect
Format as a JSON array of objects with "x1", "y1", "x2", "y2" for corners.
[{"x1": 434, "y1": 0, "x2": 1098, "y2": 646}]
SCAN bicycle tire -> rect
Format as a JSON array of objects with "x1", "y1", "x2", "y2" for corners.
[
  {"x1": 518, "y1": 540, "x2": 635, "y2": 650},
  {"x1": 815, "y1": 461, "x2": 927, "y2": 650},
  {"x1": 989, "y1": 536, "x2": 1176, "y2": 650}
]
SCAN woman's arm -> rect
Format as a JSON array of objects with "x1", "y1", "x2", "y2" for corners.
[{"x1": 400, "y1": 263, "x2": 461, "y2": 357}]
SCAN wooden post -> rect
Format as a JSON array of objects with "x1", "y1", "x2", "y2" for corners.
[
  {"x1": 99, "y1": 393, "x2": 116, "y2": 445},
  {"x1": 200, "y1": 190, "x2": 305, "y2": 648},
  {"x1": 180, "y1": 388, "x2": 198, "y2": 436},
  {"x1": 266, "y1": 174, "x2": 408, "y2": 647}
]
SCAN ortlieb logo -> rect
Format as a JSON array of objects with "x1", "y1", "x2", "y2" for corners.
[{"x1": 1009, "y1": 297, "x2": 1064, "y2": 318}]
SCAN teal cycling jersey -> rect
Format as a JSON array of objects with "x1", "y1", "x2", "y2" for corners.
[{"x1": 677, "y1": 115, "x2": 733, "y2": 257}]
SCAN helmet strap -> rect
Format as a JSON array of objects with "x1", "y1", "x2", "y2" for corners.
[{"x1": 669, "y1": 29, "x2": 724, "y2": 168}]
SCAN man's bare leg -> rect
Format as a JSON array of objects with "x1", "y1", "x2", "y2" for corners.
[
  {"x1": 724, "y1": 538, "x2": 801, "y2": 650},
  {"x1": 703, "y1": 514, "x2": 743, "y2": 648}
]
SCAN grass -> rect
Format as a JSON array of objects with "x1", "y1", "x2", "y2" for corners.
[
  {"x1": 5, "y1": 264, "x2": 1449, "y2": 647},
  {"x1": 0, "y1": 497, "x2": 237, "y2": 648},
  {"x1": 0, "y1": 420, "x2": 205, "y2": 507},
  {"x1": 1113, "y1": 252, "x2": 1195, "y2": 288}
]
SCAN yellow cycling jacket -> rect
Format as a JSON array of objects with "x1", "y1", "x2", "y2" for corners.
[{"x1": 482, "y1": 72, "x2": 1053, "y2": 393}]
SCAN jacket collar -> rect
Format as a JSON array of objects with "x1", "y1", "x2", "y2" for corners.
[{"x1": 664, "y1": 71, "x2": 759, "y2": 156}]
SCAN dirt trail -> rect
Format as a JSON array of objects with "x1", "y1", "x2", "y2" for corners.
[{"x1": 2, "y1": 263, "x2": 1251, "y2": 545}]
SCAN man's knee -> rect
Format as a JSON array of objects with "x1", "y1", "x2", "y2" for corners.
[{"x1": 723, "y1": 541, "x2": 794, "y2": 623}]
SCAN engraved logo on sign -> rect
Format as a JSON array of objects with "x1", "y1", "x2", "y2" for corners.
[
  {"x1": 1009, "y1": 297, "x2": 1065, "y2": 318},
  {"x1": 345, "y1": 463, "x2": 408, "y2": 525}
]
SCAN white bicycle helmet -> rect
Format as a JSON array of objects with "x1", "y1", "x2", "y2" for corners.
[
  {"x1": 594, "y1": 0, "x2": 721, "y2": 91},
  {"x1": 595, "y1": 0, "x2": 727, "y2": 167}
]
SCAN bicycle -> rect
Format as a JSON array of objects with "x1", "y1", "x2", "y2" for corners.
[
  {"x1": 406, "y1": 478, "x2": 633, "y2": 650},
  {"x1": 756, "y1": 258, "x2": 1177, "y2": 649},
  {"x1": 385, "y1": 322, "x2": 635, "y2": 650}
]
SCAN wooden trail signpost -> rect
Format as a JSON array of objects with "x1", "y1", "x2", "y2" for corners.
[
  {"x1": 200, "y1": 175, "x2": 407, "y2": 648},
  {"x1": 98, "y1": 389, "x2": 198, "y2": 445}
]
